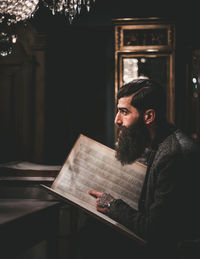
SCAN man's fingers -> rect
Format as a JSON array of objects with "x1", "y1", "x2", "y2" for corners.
[
  {"x1": 88, "y1": 190, "x2": 103, "y2": 198},
  {"x1": 96, "y1": 206, "x2": 109, "y2": 214}
]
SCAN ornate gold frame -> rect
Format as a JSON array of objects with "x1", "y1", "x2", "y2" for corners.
[{"x1": 113, "y1": 17, "x2": 176, "y2": 123}]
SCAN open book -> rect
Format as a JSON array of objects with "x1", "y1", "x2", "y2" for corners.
[{"x1": 42, "y1": 134, "x2": 147, "y2": 245}]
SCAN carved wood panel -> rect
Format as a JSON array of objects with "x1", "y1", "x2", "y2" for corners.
[{"x1": 0, "y1": 23, "x2": 46, "y2": 163}]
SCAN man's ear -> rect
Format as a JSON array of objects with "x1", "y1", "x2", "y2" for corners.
[{"x1": 143, "y1": 109, "x2": 155, "y2": 125}]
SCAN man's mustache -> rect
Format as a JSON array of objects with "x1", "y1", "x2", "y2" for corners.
[{"x1": 116, "y1": 125, "x2": 127, "y2": 137}]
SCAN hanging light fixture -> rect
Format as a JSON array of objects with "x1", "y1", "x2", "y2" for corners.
[
  {"x1": 0, "y1": 0, "x2": 39, "y2": 25},
  {"x1": 0, "y1": 0, "x2": 95, "y2": 56},
  {"x1": 0, "y1": 0, "x2": 39, "y2": 56},
  {"x1": 0, "y1": 0, "x2": 95, "y2": 25},
  {"x1": 42, "y1": 0, "x2": 95, "y2": 24}
]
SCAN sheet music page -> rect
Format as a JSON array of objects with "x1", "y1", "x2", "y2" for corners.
[
  {"x1": 42, "y1": 134, "x2": 147, "y2": 243},
  {"x1": 51, "y1": 134, "x2": 146, "y2": 210}
]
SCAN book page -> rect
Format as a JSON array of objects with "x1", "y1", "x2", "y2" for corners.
[
  {"x1": 52, "y1": 134, "x2": 146, "y2": 210},
  {"x1": 42, "y1": 134, "x2": 147, "y2": 243}
]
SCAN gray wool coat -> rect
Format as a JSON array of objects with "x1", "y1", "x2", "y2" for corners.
[{"x1": 108, "y1": 123, "x2": 200, "y2": 258}]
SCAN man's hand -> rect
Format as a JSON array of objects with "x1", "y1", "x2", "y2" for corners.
[{"x1": 88, "y1": 190, "x2": 114, "y2": 214}]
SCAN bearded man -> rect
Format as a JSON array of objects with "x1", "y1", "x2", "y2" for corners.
[{"x1": 78, "y1": 79, "x2": 200, "y2": 259}]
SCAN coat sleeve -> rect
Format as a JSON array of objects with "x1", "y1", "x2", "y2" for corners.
[{"x1": 107, "y1": 152, "x2": 186, "y2": 243}]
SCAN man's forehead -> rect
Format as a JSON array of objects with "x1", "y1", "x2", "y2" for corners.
[{"x1": 118, "y1": 94, "x2": 134, "y2": 106}]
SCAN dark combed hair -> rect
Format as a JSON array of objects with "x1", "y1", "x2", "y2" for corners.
[{"x1": 117, "y1": 79, "x2": 167, "y2": 123}]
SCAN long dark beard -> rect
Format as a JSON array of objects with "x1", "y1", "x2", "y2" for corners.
[{"x1": 115, "y1": 116, "x2": 150, "y2": 165}]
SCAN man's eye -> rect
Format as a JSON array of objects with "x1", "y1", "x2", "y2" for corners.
[{"x1": 120, "y1": 109, "x2": 128, "y2": 115}]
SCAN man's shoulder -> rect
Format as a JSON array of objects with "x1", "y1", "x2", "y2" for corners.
[
  {"x1": 159, "y1": 129, "x2": 200, "y2": 157},
  {"x1": 149, "y1": 127, "x2": 200, "y2": 178}
]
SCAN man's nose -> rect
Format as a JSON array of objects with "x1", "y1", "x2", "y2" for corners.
[{"x1": 114, "y1": 112, "x2": 122, "y2": 125}]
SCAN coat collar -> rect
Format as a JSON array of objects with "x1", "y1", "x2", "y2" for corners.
[{"x1": 151, "y1": 122, "x2": 177, "y2": 150}]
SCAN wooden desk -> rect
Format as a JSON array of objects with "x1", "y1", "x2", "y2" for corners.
[{"x1": 0, "y1": 199, "x2": 62, "y2": 259}]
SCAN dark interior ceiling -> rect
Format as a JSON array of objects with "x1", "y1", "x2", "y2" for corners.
[{"x1": 30, "y1": 0, "x2": 200, "y2": 47}]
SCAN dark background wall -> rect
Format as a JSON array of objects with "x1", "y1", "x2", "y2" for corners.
[{"x1": 1, "y1": 0, "x2": 200, "y2": 165}]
